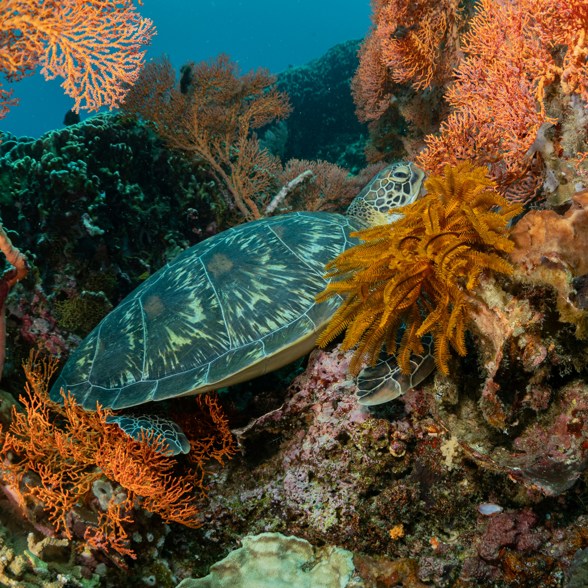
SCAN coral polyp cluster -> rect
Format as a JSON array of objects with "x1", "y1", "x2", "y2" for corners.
[{"x1": 317, "y1": 162, "x2": 522, "y2": 374}]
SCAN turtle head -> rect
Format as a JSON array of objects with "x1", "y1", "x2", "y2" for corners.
[{"x1": 347, "y1": 161, "x2": 425, "y2": 227}]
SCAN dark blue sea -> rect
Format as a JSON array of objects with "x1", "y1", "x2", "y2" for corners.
[{"x1": 1, "y1": 0, "x2": 370, "y2": 138}]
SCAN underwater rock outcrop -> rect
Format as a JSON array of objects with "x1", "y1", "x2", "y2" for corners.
[{"x1": 274, "y1": 40, "x2": 367, "y2": 172}]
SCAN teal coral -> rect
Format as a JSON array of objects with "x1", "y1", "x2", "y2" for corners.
[
  {"x1": 0, "y1": 114, "x2": 221, "y2": 379},
  {"x1": 54, "y1": 291, "x2": 112, "y2": 336}
]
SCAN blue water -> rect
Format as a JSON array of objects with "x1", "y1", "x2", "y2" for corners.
[{"x1": 1, "y1": 1, "x2": 370, "y2": 138}]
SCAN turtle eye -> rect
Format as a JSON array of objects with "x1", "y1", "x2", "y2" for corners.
[{"x1": 391, "y1": 166, "x2": 410, "y2": 181}]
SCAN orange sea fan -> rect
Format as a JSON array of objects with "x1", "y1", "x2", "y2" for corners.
[
  {"x1": 417, "y1": 0, "x2": 588, "y2": 202},
  {"x1": 376, "y1": 0, "x2": 464, "y2": 90},
  {"x1": 531, "y1": 0, "x2": 588, "y2": 104},
  {"x1": 0, "y1": 353, "x2": 235, "y2": 557},
  {"x1": 352, "y1": 33, "x2": 392, "y2": 123},
  {"x1": 0, "y1": 0, "x2": 155, "y2": 115},
  {"x1": 352, "y1": 0, "x2": 465, "y2": 123}
]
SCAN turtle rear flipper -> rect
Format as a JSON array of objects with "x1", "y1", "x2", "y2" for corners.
[
  {"x1": 356, "y1": 340, "x2": 435, "y2": 406},
  {"x1": 106, "y1": 414, "x2": 191, "y2": 455}
]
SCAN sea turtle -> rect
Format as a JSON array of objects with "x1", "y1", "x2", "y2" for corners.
[{"x1": 50, "y1": 161, "x2": 435, "y2": 454}]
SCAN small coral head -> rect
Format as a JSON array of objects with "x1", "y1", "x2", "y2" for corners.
[{"x1": 317, "y1": 162, "x2": 522, "y2": 377}]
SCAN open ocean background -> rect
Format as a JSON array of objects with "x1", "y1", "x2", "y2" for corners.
[{"x1": 1, "y1": 0, "x2": 371, "y2": 138}]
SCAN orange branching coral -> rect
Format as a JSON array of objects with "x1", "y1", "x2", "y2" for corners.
[
  {"x1": 417, "y1": 0, "x2": 588, "y2": 201},
  {"x1": 352, "y1": 0, "x2": 465, "y2": 123},
  {"x1": 0, "y1": 354, "x2": 235, "y2": 558},
  {"x1": 0, "y1": 0, "x2": 155, "y2": 116},
  {"x1": 122, "y1": 55, "x2": 291, "y2": 221},
  {"x1": 316, "y1": 163, "x2": 522, "y2": 376}
]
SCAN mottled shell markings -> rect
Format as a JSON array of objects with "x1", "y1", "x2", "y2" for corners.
[{"x1": 50, "y1": 161, "x2": 426, "y2": 422}]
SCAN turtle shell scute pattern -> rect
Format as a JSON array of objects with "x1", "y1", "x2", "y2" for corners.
[{"x1": 50, "y1": 212, "x2": 359, "y2": 411}]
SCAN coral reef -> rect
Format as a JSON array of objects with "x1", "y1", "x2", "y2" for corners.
[
  {"x1": 355, "y1": 0, "x2": 588, "y2": 203},
  {"x1": 353, "y1": 0, "x2": 465, "y2": 110},
  {"x1": 0, "y1": 222, "x2": 28, "y2": 379},
  {"x1": 509, "y1": 189, "x2": 588, "y2": 337},
  {"x1": 416, "y1": 0, "x2": 585, "y2": 200},
  {"x1": 156, "y1": 343, "x2": 588, "y2": 586},
  {"x1": 0, "y1": 354, "x2": 235, "y2": 557},
  {"x1": 0, "y1": 524, "x2": 103, "y2": 588},
  {"x1": 1, "y1": 6, "x2": 588, "y2": 585},
  {"x1": 351, "y1": 0, "x2": 474, "y2": 163},
  {"x1": 317, "y1": 162, "x2": 521, "y2": 375},
  {"x1": 122, "y1": 55, "x2": 291, "y2": 220},
  {"x1": 0, "y1": 113, "x2": 219, "y2": 384},
  {"x1": 0, "y1": 0, "x2": 154, "y2": 115}
]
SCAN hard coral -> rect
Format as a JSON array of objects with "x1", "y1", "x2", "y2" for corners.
[
  {"x1": 317, "y1": 162, "x2": 521, "y2": 375},
  {"x1": 0, "y1": 0, "x2": 155, "y2": 114},
  {"x1": 0, "y1": 114, "x2": 221, "y2": 381},
  {"x1": 0, "y1": 354, "x2": 235, "y2": 557}
]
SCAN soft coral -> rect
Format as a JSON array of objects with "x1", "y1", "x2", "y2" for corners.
[{"x1": 0, "y1": 0, "x2": 155, "y2": 116}]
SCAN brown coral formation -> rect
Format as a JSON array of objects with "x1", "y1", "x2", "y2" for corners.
[
  {"x1": 122, "y1": 55, "x2": 291, "y2": 220},
  {"x1": 509, "y1": 189, "x2": 588, "y2": 338}
]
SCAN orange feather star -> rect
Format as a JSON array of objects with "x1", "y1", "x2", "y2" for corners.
[{"x1": 317, "y1": 162, "x2": 522, "y2": 376}]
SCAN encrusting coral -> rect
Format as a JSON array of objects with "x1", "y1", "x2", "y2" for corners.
[
  {"x1": 316, "y1": 162, "x2": 521, "y2": 375},
  {"x1": 0, "y1": 354, "x2": 236, "y2": 558}
]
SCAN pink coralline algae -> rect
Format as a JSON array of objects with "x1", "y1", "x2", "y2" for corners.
[
  {"x1": 231, "y1": 347, "x2": 379, "y2": 537},
  {"x1": 200, "y1": 345, "x2": 453, "y2": 555},
  {"x1": 476, "y1": 509, "x2": 546, "y2": 562}
]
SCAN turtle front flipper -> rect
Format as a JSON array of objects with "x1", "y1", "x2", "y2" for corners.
[
  {"x1": 356, "y1": 338, "x2": 435, "y2": 406},
  {"x1": 105, "y1": 414, "x2": 191, "y2": 455}
]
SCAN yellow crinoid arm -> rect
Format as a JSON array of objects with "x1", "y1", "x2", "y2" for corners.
[{"x1": 317, "y1": 162, "x2": 520, "y2": 380}]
